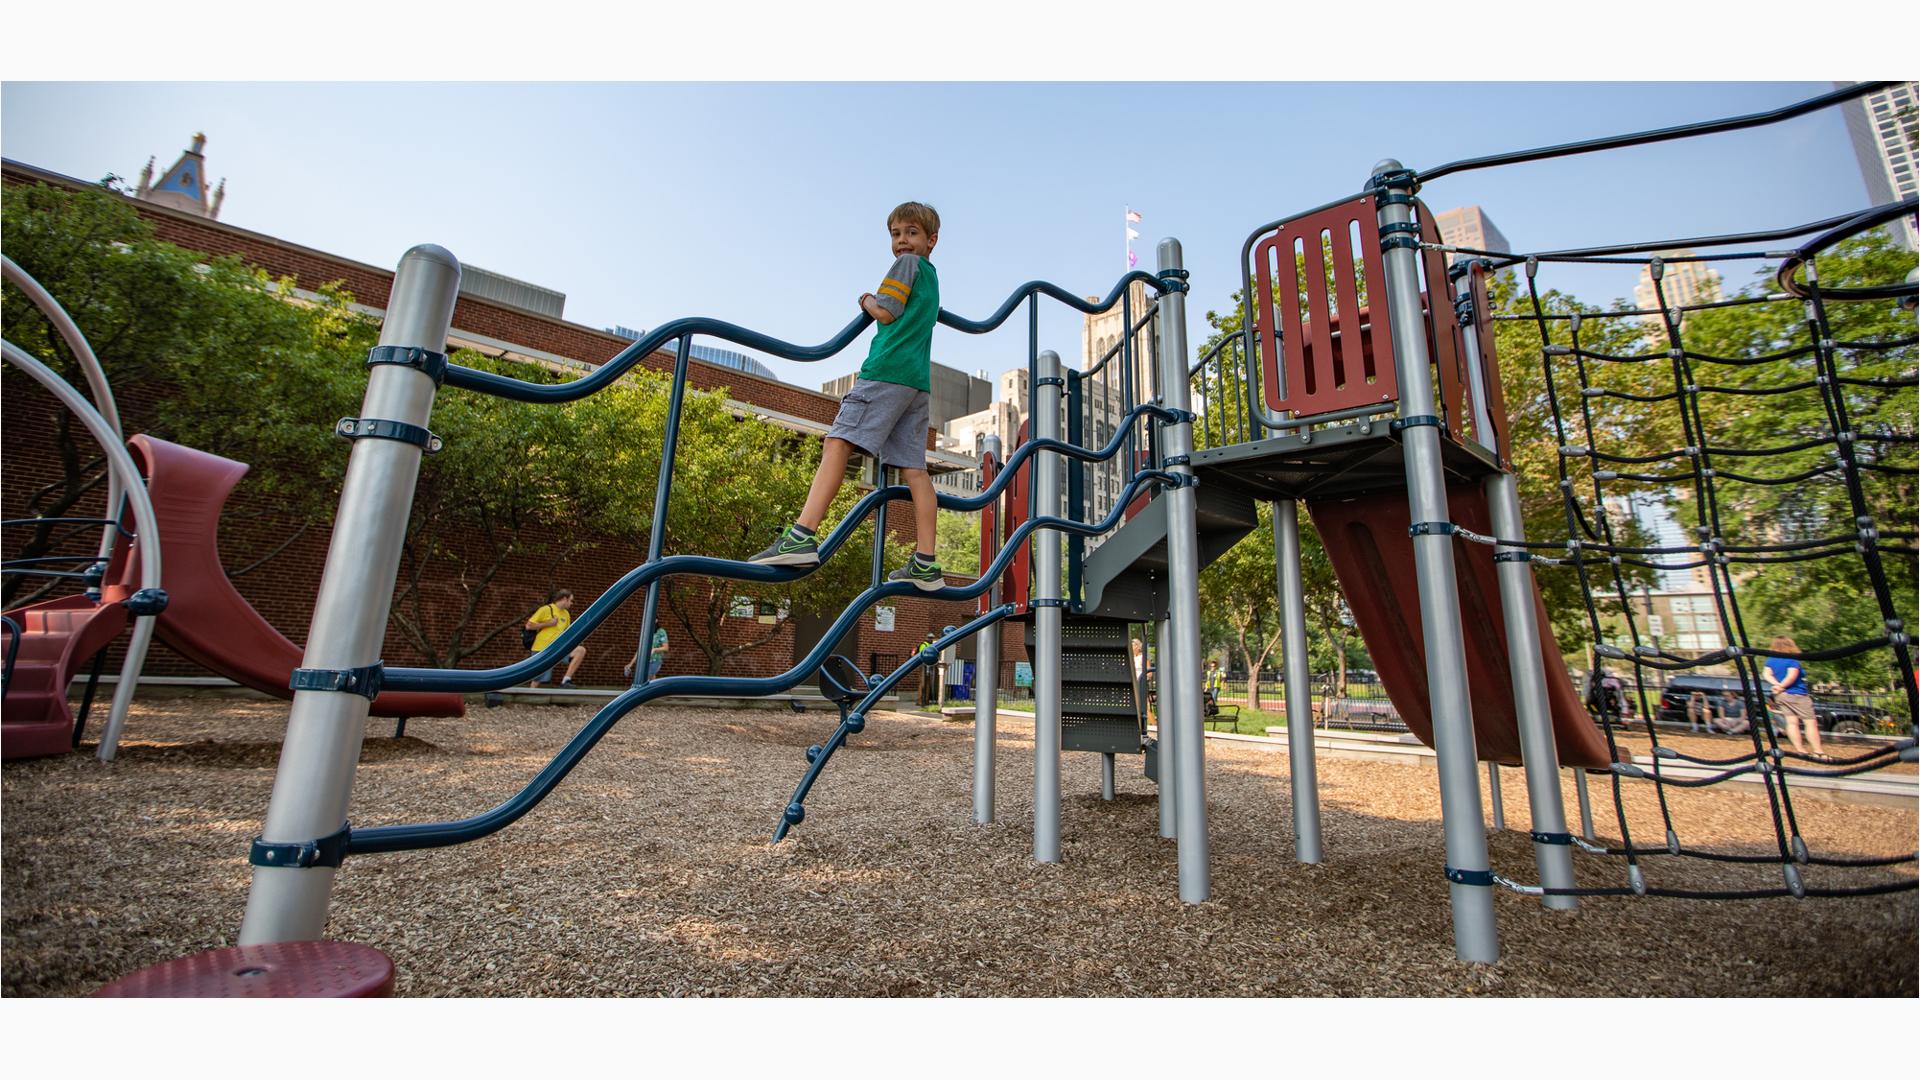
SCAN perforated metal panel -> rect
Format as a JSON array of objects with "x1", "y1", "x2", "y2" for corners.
[{"x1": 1032, "y1": 618, "x2": 1145, "y2": 754}]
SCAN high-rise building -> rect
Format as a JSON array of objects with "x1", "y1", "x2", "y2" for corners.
[
  {"x1": 1432, "y1": 205, "x2": 1512, "y2": 257},
  {"x1": 1633, "y1": 250, "x2": 1722, "y2": 340},
  {"x1": 822, "y1": 362, "x2": 989, "y2": 431},
  {"x1": 1837, "y1": 80, "x2": 1918, "y2": 250}
]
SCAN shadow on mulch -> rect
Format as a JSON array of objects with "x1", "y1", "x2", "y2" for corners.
[
  {"x1": 90, "y1": 736, "x2": 438, "y2": 770},
  {"x1": 716, "y1": 715, "x2": 963, "y2": 753}
]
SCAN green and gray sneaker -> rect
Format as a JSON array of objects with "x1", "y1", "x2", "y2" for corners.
[
  {"x1": 888, "y1": 553, "x2": 945, "y2": 592},
  {"x1": 749, "y1": 524, "x2": 820, "y2": 567}
]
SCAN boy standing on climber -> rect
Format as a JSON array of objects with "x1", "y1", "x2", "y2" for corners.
[{"x1": 750, "y1": 202, "x2": 945, "y2": 591}]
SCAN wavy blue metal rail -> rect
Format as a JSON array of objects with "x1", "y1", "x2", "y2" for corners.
[{"x1": 340, "y1": 269, "x2": 1192, "y2": 857}]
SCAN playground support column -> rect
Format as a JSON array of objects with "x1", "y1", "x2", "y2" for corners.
[
  {"x1": 1156, "y1": 237, "x2": 1210, "y2": 903},
  {"x1": 973, "y1": 436, "x2": 1002, "y2": 825},
  {"x1": 1486, "y1": 471, "x2": 1578, "y2": 910},
  {"x1": 1373, "y1": 162, "x2": 1497, "y2": 962},
  {"x1": 1033, "y1": 350, "x2": 1064, "y2": 864},
  {"x1": 239, "y1": 246, "x2": 460, "y2": 945},
  {"x1": 637, "y1": 337, "x2": 694, "y2": 689},
  {"x1": 1274, "y1": 499, "x2": 1323, "y2": 864}
]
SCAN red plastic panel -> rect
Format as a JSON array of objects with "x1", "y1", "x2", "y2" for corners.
[
  {"x1": 1416, "y1": 205, "x2": 1468, "y2": 439},
  {"x1": 1306, "y1": 484, "x2": 1615, "y2": 769},
  {"x1": 0, "y1": 589, "x2": 131, "y2": 760},
  {"x1": 1459, "y1": 259, "x2": 1508, "y2": 464},
  {"x1": 976, "y1": 450, "x2": 999, "y2": 615},
  {"x1": 1000, "y1": 421, "x2": 1032, "y2": 613},
  {"x1": 117, "y1": 436, "x2": 462, "y2": 719},
  {"x1": 1253, "y1": 194, "x2": 1398, "y2": 418},
  {"x1": 94, "y1": 940, "x2": 395, "y2": 997}
]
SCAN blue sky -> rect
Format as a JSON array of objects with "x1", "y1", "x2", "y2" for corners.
[{"x1": 0, "y1": 80, "x2": 1889, "y2": 391}]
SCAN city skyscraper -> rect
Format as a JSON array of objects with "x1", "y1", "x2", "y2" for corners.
[
  {"x1": 1633, "y1": 250, "x2": 1722, "y2": 340},
  {"x1": 1432, "y1": 205, "x2": 1512, "y2": 257},
  {"x1": 1837, "y1": 81, "x2": 1918, "y2": 250}
]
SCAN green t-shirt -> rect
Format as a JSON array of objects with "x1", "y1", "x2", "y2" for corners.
[
  {"x1": 651, "y1": 628, "x2": 669, "y2": 656},
  {"x1": 858, "y1": 254, "x2": 938, "y2": 392}
]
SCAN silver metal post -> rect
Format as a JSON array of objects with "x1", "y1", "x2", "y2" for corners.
[
  {"x1": 1156, "y1": 616, "x2": 1175, "y2": 839},
  {"x1": 1574, "y1": 768, "x2": 1596, "y2": 842},
  {"x1": 1374, "y1": 162, "x2": 1496, "y2": 962},
  {"x1": 1487, "y1": 471, "x2": 1578, "y2": 909},
  {"x1": 1487, "y1": 762, "x2": 1506, "y2": 831},
  {"x1": 1033, "y1": 350, "x2": 1064, "y2": 864},
  {"x1": 239, "y1": 245, "x2": 460, "y2": 944},
  {"x1": 973, "y1": 436, "x2": 1002, "y2": 825},
  {"x1": 1156, "y1": 238, "x2": 1210, "y2": 903},
  {"x1": 1274, "y1": 499, "x2": 1322, "y2": 863},
  {"x1": 1101, "y1": 753, "x2": 1116, "y2": 800}
]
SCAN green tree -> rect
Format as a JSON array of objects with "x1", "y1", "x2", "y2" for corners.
[
  {"x1": 1662, "y1": 233, "x2": 1916, "y2": 684},
  {"x1": 934, "y1": 508, "x2": 982, "y2": 577}
]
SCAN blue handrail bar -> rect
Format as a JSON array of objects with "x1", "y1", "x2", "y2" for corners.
[
  {"x1": 346, "y1": 467, "x2": 1181, "y2": 856},
  {"x1": 440, "y1": 271, "x2": 1179, "y2": 405},
  {"x1": 380, "y1": 403, "x2": 1185, "y2": 693},
  {"x1": 771, "y1": 603, "x2": 1017, "y2": 841}
]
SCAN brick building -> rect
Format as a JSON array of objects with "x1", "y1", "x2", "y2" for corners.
[{"x1": 2, "y1": 154, "x2": 1025, "y2": 694}]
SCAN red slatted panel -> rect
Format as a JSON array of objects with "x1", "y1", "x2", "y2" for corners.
[
  {"x1": 1253, "y1": 194, "x2": 1398, "y2": 418},
  {"x1": 1000, "y1": 421, "x2": 1032, "y2": 613},
  {"x1": 1462, "y1": 259, "x2": 1509, "y2": 465},
  {"x1": 1416, "y1": 205, "x2": 1467, "y2": 439},
  {"x1": 977, "y1": 449, "x2": 998, "y2": 615}
]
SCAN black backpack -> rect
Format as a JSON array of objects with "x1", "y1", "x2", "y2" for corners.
[{"x1": 522, "y1": 608, "x2": 540, "y2": 651}]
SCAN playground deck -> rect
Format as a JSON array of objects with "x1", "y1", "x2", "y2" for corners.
[{"x1": 4, "y1": 696, "x2": 1912, "y2": 997}]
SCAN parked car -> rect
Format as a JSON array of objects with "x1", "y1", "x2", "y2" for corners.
[{"x1": 1655, "y1": 674, "x2": 1892, "y2": 734}]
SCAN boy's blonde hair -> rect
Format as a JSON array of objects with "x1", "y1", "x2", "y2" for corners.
[{"x1": 889, "y1": 201, "x2": 940, "y2": 236}]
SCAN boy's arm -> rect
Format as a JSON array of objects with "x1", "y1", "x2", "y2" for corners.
[{"x1": 861, "y1": 254, "x2": 919, "y2": 326}]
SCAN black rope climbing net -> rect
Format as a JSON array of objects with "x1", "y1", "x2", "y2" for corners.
[{"x1": 1437, "y1": 194, "x2": 1917, "y2": 901}]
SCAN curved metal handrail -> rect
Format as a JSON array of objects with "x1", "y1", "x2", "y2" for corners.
[
  {"x1": 440, "y1": 270, "x2": 1179, "y2": 404},
  {"x1": 380, "y1": 403, "x2": 1186, "y2": 693},
  {"x1": 347, "y1": 467, "x2": 1182, "y2": 855}
]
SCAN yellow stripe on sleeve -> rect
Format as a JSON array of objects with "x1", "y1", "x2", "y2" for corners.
[{"x1": 880, "y1": 277, "x2": 912, "y2": 297}]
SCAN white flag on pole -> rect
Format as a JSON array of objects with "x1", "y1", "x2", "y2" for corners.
[
  {"x1": 1126, "y1": 227, "x2": 1140, "y2": 241},
  {"x1": 1125, "y1": 209, "x2": 1143, "y2": 224}
]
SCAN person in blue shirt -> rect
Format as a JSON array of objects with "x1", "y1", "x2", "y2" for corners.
[{"x1": 1764, "y1": 635, "x2": 1828, "y2": 760}]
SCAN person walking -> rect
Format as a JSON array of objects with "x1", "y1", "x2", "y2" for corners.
[
  {"x1": 527, "y1": 589, "x2": 586, "y2": 689},
  {"x1": 1765, "y1": 635, "x2": 1829, "y2": 760}
]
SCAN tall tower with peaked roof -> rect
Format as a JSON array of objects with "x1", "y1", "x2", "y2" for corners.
[{"x1": 135, "y1": 133, "x2": 225, "y2": 220}]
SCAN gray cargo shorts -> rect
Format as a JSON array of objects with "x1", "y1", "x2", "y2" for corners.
[{"x1": 826, "y1": 378, "x2": 931, "y2": 471}]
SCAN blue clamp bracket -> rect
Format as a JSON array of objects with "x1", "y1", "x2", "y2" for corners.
[
  {"x1": 1376, "y1": 191, "x2": 1416, "y2": 208},
  {"x1": 1155, "y1": 268, "x2": 1190, "y2": 294},
  {"x1": 1369, "y1": 167, "x2": 1419, "y2": 192},
  {"x1": 1028, "y1": 598, "x2": 1070, "y2": 609},
  {"x1": 1389, "y1": 414, "x2": 1442, "y2": 432},
  {"x1": 1034, "y1": 376, "x2": 1066, "y2": 388},
  {"x1": 1493, "y1": 551, "x2": 1533, "y2": 563},
  {"x1": 1530, "y1": 831, "x2": 1573, "y2": 846},
  {"x1": 1445, "y1": 866, "x2": 1494, "y2": 887},
  {"x1": 365, "y1": 345, "x2": 449, "y2": 387},
  {"x1": 122, "y1": 587, "x2": 170, "y2": 616},
  {"x1": 290, "y1": 662, "x2": 384, "y2": 700},
  {"x1": 1408, "y1": 521, "x2": 1457, "y2": 537},
  {"x1": 250, "y1": 822, "x2": 351, "y2": 869},
  {"x1": 336, "y1": 416, "x2": 443, "y2": 454},
  {"x1": 1161, "y1": 454, "x2": 1191, "y2": 468}
]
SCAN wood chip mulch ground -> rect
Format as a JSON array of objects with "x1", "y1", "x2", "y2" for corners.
[{"x1": 3, "y1": 696, "x2": 1913, "y2": 997}]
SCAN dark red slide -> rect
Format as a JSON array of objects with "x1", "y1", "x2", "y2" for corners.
[
  {"x1": 1309, "y1": 482, "x2": 1613, "y2": 769},
  {"x1": 2, "y1": 588, "x2": 130, "y2": 759},
  {"x1": 117, "y1": 435, "x2": 463, "y2": 721}
]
